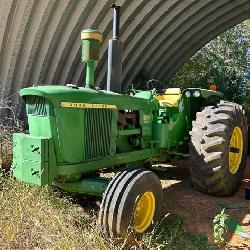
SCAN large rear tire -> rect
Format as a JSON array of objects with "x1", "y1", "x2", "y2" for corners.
[
  {"x1": 99, "y1": 168, "x2": 163, "y2": 238},
  {"x1": 189, "y1": 100, "x2": 247, "y2": 196}
]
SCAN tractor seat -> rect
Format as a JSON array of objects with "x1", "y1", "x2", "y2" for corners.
[{"x1": 156, "y1": 88, "x2": 182, "y2": 107}]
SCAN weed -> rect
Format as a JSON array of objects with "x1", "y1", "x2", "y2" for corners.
[{"x1": 213, "y1": 209, "x2": 229, "y2": 248}]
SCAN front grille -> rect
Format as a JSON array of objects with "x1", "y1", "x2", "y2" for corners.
[
  {"x1": 84, "y1": 108, "x2": 113, "y2": 160},
  {"x1": 25, "y1": 96, "x2": 54, "y2": 116}
]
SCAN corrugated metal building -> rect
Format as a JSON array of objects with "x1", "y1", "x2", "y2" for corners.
[{"x1": 0, "y1": 0, "x2": 249, "y2": 106}]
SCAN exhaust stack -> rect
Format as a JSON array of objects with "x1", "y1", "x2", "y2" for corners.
[{"x1": 107, "y1": 4, "x2": 123, "y2": 93}]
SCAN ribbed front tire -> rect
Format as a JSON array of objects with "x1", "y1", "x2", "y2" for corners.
[
  {"x1": 99, "y1": 169, "x2": 163, "y2": 238},
  {"x1": 189, "y1": 100, "x2": 247, "y2": 196}
]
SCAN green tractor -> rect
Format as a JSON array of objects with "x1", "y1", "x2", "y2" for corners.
[{"x1": 12, "y1": 5, "x2": 247, "y2": 239}]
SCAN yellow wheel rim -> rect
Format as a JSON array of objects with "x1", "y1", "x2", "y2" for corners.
[
  {"x1": 229, "y1": 126, "x2": 243, "y2": 174},
  {"x1": 133, "y1": 191, "x2": 155, "y2": 233}
]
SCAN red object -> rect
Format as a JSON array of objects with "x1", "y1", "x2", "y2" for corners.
[{"x1": 209, "y1": 84, "x2": 217, "y2": 91}]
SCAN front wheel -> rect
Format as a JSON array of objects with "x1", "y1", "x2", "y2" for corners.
[
  {"x1": 99, "y1": 169, "x2": 163, "y2": 238},
  {"x1": 189, "y1": 100, "x2": 247, "y2": 196}
]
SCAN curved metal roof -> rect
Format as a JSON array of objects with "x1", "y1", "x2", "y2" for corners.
[{"x1": 0, "y1": 0, "x2": 249, "y2": 102}]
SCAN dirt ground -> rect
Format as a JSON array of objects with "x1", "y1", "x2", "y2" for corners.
[{"x1": 159, "y1": 157, "x2": 250, "y2": 249}]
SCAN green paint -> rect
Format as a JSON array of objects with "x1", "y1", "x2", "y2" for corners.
[
  {"x1": 13, "y1": 132, "x2": 57, "y2": 185},
  {"x1": 86, "y1": 61, "x2": 95, "y2": 87},
  {"x1": 13, "y1": 133, "x2": 50, "y2": 185},
  {"x1": 20, "y1": 86, "x2": 159, "y2": 110},
  {"x1": 57, "y1": 148, "x2": 160, "y2": 175},
  {"x1": 13, "y1": 77, "x2": 223, "y2": 196},
  {"x1": 54, "y1": 177, "x2": 109, "y2": 196},
  {"x1": 153, "y1": 110, "x2": 188, "y2": 149},
  {"x1": 81, "y1": 29, "x2": 102, "y2": 87},
  {"x1": 81, "y1": 29, "x2": 102, "y2": 62},
  {"x1": 117, "y1": 128, "x2": 141, "y2": 136}
]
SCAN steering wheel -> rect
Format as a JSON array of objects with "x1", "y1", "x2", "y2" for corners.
[
  {"x1": 146, "y1": 79, "x2": 164, "y2": 90},
  {"x1": 126, "y1": 88, "x2": 137, "y2": 96},
  {"x1": 146, "y1": 79, "x2": 165, "y2": 95}
]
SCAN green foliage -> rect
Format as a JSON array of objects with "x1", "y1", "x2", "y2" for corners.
[
  {"x1": 170, "y1": 19, "x2": 250, "y2": 104},
  {"x1": 213, "y1": 209, "x2": 229, "y2": 247}
]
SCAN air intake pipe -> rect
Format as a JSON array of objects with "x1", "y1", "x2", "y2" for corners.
[
  {"x1": 106, "y1": 4, "x2": 123, "y2": 93},
  {"x1": 81, "y1": 29, "x2": 102, "y2": 88}
]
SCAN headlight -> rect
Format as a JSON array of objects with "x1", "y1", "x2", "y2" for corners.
[
  {"x1": 185, "y1": 91, "x2": 191, "y2": 98},
  {"x1": 193, "y1": 90, "x2": 201, "y2": 97}
]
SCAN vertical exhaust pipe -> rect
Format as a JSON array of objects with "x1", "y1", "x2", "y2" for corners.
[{"x1": 107, "y1": 4, "x2": 123, "y2": 93}]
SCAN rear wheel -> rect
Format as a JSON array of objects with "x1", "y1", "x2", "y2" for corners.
[
  {"x1": 99, "y1": 168, "x2": 163, "y2": 238},
  {"x1": 189, "y1": 100, "x2": 247, "y2": 196}
]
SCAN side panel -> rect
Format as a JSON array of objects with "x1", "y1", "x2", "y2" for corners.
[
  {"x1": 28, "y1": 115, "x2": 63, "y2": 163},
  {"x1": 152, "y1": 111, "x2": 188, "y2": 149}
]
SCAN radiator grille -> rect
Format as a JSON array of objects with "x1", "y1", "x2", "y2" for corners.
[
  {"x1": 84, "y1": 108, "x2": 113, "y2": 160},
  {"x1": 26, "y1": 96, "x2": 54, "y2": 116}
]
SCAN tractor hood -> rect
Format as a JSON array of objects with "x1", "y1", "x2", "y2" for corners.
[{"x1": 20, "y1": 85, "x2": 159, "y2": 110}]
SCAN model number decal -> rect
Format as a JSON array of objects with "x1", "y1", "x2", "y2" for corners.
[
  {"x1": 143, "y1": 114, "x2": 153, "y2": 123},
  {"x1": 61, "y1": 102, "x2": 117, "y2": 109}
]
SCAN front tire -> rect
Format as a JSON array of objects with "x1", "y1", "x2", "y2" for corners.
[
  {"x1": 99, "y1": 168, "x2": 163, "y2": 238},
  {"x1": 189, "y1": 100, "x2": 247, "y2": 196}
]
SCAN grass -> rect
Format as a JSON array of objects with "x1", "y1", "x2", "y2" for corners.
[
  {"x1": 0, "y1": 175, "x2": 210, "y2": 249},
  {"x1": 139, "y1": 214, "x2": 209, "y2": 249},
  {"x1": 0, "y1": 122, "x2": 211, "y2": 249},
  {"x1": 0, "y1": 176, "x2": 109, "y2": 249},
  {"x1": 0, "y1": 118, "x2": 25, "y2": 169}
]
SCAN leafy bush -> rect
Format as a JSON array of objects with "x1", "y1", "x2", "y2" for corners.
[{"x1": 170, "y1": 20, "x2": 250, "y2": 104}]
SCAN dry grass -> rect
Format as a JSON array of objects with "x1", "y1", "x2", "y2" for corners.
[
  {"x1": 0, "y1": 122, "x2": 24, "y2": 169},
  {"x1": 0, "y1": 176, "x2": 111, "y2": 249},
  {"x1": 0, "y1": 175, "x2": 209, "y2": 250},
  {"x1": 0, "y1": 97, "x2": 25, "y2": 169}
]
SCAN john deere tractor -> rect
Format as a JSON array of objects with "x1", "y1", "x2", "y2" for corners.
[{"x1": 12, "y1": 5, "x2": 247, "y2": 239}]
